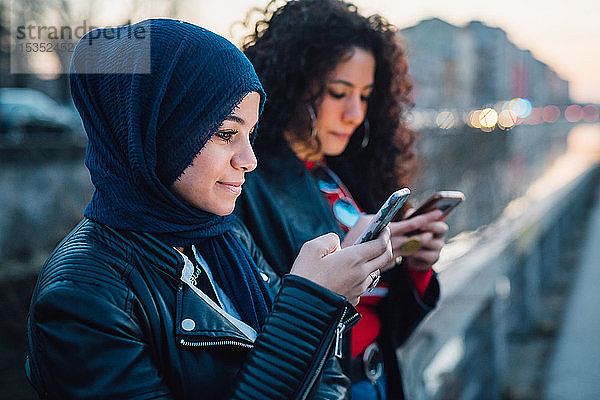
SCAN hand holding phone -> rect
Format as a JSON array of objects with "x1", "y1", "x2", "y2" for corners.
[
  {"x1": 354, "y1": 188, "x2": 411, "y2": 245},
  {"x1": 401, "y1": 190, "x2": 464, "y2": 238}
]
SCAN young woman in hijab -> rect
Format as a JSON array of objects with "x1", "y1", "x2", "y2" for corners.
[
  {"x1": 25, "y1": 19, "x2": 393, "y2": 400},
  {"x1": 235, "y1": 1, "x2": 449, "y2": 399}
]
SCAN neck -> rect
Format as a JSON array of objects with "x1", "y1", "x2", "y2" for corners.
[{"x1": 284, "y1": 130, "x2": 323, "y2": 162}]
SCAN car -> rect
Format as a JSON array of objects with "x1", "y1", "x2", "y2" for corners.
[{"x1": 0, "y1": 87, "x2": 85, "y2": 145}]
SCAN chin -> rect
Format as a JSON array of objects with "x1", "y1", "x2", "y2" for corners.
[
  {"x1": 195, "y1": 199, "x2": 234, "y2": 216},
  {"x1": 213, "y1": 201, "x2": 236, "y2": 216},
  {"x1": 213, "y1": 207, "x2": 234, "y2": 216}
]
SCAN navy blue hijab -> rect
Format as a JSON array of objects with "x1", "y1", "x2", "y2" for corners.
[{"x1": 69, "y1": 19, "x2": 271, "y2": 331}]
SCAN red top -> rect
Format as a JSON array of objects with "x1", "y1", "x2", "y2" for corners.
[{"x1": 306, "y1": 160, "x2": 431, "y2": 357}]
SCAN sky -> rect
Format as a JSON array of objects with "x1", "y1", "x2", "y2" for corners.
[{"x1": 170, "y1": 0, "x2": 600, "y2": 104}]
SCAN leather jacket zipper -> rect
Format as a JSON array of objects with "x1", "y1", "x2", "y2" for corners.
[
  {"x1": 298, "y1": 304, "x2": 358, "y2": 400},
  {"x1": 333, "y1": 308, "x2": 347, "y2": 359},
  {"x1": 334, "y1": 307, "x2": 361, "y2": 359},
  {"x1": 180, "y1": 338, "x2": 253, "y2": 349}
]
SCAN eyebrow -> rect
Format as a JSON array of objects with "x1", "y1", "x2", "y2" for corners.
[
  {"x1": 225, "y1": 115, "x2": 245, "y2": 124},
  {"x1": 222, "y1": 115, "x2": 258, "y2": 133},
  {"x1": 329, "y1": 79, "x2": 374, "y2": 90}
]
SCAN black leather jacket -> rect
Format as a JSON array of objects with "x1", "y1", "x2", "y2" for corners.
[
  {"x1": 26, "y1": 218, "x2": 359, "y2": 399},
  {"x1": 235, "y1": 143, "x2": 440, "y2": 399}
]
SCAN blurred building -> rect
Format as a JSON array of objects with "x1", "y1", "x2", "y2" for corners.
[{"x1": 400, "y1": 18, "x2": 570, "y2": 110}]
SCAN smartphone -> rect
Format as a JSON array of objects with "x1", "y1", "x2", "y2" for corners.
[
  {"x1": 354, "y1": 188, "x2": 411, "y2": 244},
  {"x1": 406, "y1": 190, "x2": 465, "y2": 219}
]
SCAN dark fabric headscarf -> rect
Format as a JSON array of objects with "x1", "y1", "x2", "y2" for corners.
[{"x1": 69, "y1": 19, "x2": 271, "y2": 331}]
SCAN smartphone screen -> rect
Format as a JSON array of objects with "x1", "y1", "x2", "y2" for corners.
[{"x1": 354, "y1": 188, "x2": 411, "y2": 244}]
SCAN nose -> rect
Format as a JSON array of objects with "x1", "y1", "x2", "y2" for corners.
[
  {"x1": 343, "y1": 94, "x2": 366, "y2": 126},
  {"x1": 231, "y1": 139, "x2": 257, "y2": 172}
]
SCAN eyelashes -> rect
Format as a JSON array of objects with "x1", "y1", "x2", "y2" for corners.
[
  {"x1": 328, "y1": 90, "x2": 345, "y2": 99},
  {"x1": 327, "y1": 89, "x2": 371, "y2": 102},
  {"x1": 214, "y1": 128, "x2": 257, "y2": 144},
  {"x1": 215, "y1": 129, "x2": 236, "y2": 143}
]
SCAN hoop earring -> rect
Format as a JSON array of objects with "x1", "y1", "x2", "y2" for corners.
[
  {"x1": 307, "y1": 104, "x2": 317, "y2": 140},
  {"x1": 360, "y1": 118, "x2": 370, "y2": 149}
]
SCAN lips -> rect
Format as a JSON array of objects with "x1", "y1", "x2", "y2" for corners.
[
  {"x1": 328, "y1": 131, "x2": 353, "y2": 140},
  {"x1": 217, "y1": 181, "x2": 244, "y2": 195}
]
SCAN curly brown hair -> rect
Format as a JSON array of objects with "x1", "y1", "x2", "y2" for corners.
[{"x1": 242, "y1": 0, "x2": 419, "y2": 212}]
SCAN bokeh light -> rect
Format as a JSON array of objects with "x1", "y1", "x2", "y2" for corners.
[
  {"x1": 510, "y1": 98, "x2": 532, "y2": 118},
  {"x1": 565, "y1": 105, "x2": 583, "y2": 123},
  {"x1": 436, "y1": 111, "x2": 456, "y2": 129},
  {"x1": 526, "y1": 107, "x2": 543, "y2": 125},
  {"x1": 468, "y1": 110, "x2": 482, "y2": 129},
  {"x1": 498, "y1": 109, "x2": 517, "y2": 129},
  {"x1": 478, "y1": 108, "x2": 498, "y2": 129},
  {"x1": 542, "y1": 105, "x2": 561, "y2": 123},
  {"x1": 582, "y1": 105, "x2": 600, "y2": 122}
]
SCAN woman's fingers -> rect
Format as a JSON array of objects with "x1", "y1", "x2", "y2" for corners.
[
  {"x1": 411, "y1": 231, "x2": 445, "y2": 252},
  {"x1": 390, "y1": 215, "x2": 447, "y2": 252},
  {"x1": 426, "y1": 220, "x2": 449, "y2": 238},
  {"x1": 291, "y1": 228, "x2": 392, "y2": 301},
  {"x1": 387, "y1": 211, "x2": 449, "y2": 271},
  {"x1": 361, "y1": 241, "x2": 393, "y2": 274},
  {"x1": 409, "y1": 247, "x2": 442, "y2": 264},
  {"x1": 402, "y1": 232, "x2": 445, "y2": 271},
  {"x1": 313, "y1": 232, "x2": 342, "y2": 257},
  {"x1": 347, "y1": 266, "x2": 384, "y2": 304},
  {"x1": 389, "y1": 209, "x2": 444, "y2": 236},
  {"x1": 290, "y1": 233, "x2": 341, "y2": 285},
  {"x1": 351, "y1": 226, "x2": 392, "y2": 263}
]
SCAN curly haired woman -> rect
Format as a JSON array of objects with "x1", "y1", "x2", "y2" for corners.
[{"x1": 235, "y1": 1, "x2": 449, "y2": 398}]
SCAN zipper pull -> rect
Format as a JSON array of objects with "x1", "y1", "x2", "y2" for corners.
[{"x1": 334, "y1": 322, "x2": 345, "y2": 359}]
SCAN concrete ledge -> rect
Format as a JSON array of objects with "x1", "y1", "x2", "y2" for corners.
[
  {"x1": 398, "y1": 157, "x2": 600, "y2": 399},
  {"x1": 544, "y1": 183, "x2": 600, "y2": 399}
]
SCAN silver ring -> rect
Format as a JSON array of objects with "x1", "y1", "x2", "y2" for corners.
[{"x1": 367, "y1": 270, "x2": 380, "y2": 292}]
